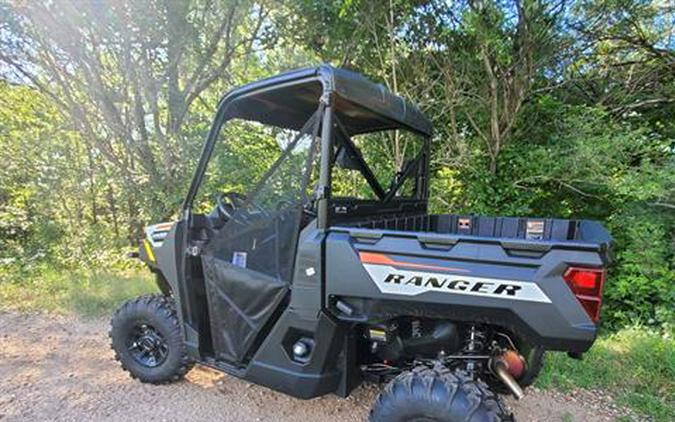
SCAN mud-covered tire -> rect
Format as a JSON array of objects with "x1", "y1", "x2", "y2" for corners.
[
  {"x1": 369, "y1": 365, "x2": 512, "y2": 422},
  {"x1": 110, "y1": 295, "x2": 192, "y2": 384}
]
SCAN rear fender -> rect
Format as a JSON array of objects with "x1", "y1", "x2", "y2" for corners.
[{"x1": 325, "y1": 231, "x2": 603, "y2": 353}]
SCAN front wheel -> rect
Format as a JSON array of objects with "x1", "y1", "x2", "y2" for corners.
[
  {"x1": 110, "y1": 295, "x2": 192, "y2": 384},
  {"x1": 369, "y1": 365, "x2": 512, "y2": 422}
]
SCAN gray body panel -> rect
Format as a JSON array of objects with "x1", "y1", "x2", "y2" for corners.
[{"x1": 324, "y1": 227, "x2": 606, "y2": 353}]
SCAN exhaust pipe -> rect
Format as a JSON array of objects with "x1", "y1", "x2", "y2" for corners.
[{"x1": 490, "y1": 351, "x2": 525, "y2": 400}]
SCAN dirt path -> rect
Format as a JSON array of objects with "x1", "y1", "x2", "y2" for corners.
[{"x1": 0, "y1": 311, "x2": 632, "y2": 421}]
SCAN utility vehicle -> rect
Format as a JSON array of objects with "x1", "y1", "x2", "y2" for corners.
[{"x1": 111, "y1": 65, "x2": 612, "y2": 421}]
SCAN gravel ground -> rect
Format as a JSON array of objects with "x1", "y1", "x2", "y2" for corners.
[{"x1": 0, "y1": 311, "x2": 635, "y2": 421}]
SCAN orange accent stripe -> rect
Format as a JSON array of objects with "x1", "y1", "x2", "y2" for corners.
[
  {"x1": 359, "y1": 252, "x2": 396, "y2": 265},
  {"x1": 359, "y1": 252, "x2": 470, "y2": 273}
]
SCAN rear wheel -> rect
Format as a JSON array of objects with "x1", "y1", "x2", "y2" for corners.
[
  {"x1": 518, "y1": 344, "x2": 545, "y2": 388},
  {"x1": 110, "y1": 295, "x2": 192, "y2": 384},
  {"x1": 369, "y1": 365, "x2": 511, "y2": 422}
]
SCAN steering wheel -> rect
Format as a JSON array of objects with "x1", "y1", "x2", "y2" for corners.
[{"x1": 215, "y1": 191, "x2": 247, "y2": 220}]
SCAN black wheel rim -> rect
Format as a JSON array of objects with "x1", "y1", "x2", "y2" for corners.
[{"x1": 126, "y1": 323, "x2": 169, "y2": 368}]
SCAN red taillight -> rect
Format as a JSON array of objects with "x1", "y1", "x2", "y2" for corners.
[{"x1": 563, "y1": 267, "x2": 606, "y2": 322}]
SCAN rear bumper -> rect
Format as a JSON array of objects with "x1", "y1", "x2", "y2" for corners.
[{"x1": 324, "y1": 229, "x2": 605, "y2": 353}]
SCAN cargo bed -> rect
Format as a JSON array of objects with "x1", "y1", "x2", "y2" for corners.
[
  {"x1": 340, "y1": 213, "x2": 611, "y2": 253},
  {"x1": 324, "y1": 213, "x2": 612, "y2": 352}
]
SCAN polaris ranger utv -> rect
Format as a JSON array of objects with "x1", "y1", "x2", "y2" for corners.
[{"x1": 111, "y1": 65, "x2": 612, "y2": 421}]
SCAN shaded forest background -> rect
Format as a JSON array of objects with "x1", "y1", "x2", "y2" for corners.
[{"x1": 0, "y1": 0, "x2": 672, "y2": 330}]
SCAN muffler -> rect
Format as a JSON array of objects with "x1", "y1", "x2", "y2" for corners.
[{"x1": 490, "y1": 350, "x2": 525, "y2": 400}]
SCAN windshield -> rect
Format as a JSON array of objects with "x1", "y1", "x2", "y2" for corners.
[{"x1": 194, "y1": 118, "x2": 315, "y2": 213}]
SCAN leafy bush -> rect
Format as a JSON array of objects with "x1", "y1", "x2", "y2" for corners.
[
  {"x1": 538, "y1": 327, "x2": 675, "y2": 421},
  {"x1": 0, "y1": 263, "x2": 156, "y2": 317},
  {"x1": 605, "y1": 212, "x2": 675, "y2": 329},
  {"x1": 431, "y1": 103, "x2": 675, "y2": 329}
]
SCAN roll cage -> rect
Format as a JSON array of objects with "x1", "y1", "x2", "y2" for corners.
[{"x1": 182, "y1": 64, "x2": 433, "y2": 229}]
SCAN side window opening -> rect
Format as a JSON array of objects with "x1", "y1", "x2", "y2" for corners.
[
  {"x1": 331, "y1": 126, "x2": 425, "y2": 201},
  {"x1": 195, "y1": 119, "x2": 308, "y2": 214}
]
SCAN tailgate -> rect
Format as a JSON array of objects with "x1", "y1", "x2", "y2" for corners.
[{"x1": 324, "y1": 225, "x2": 611, "y2": 353}]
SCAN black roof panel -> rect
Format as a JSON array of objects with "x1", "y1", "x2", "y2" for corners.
[{"x1": 219, "y1": 64, "x2": 432, "y2": 137}]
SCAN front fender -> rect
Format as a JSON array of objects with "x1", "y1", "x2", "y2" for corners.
[{"x1": 137, "y1": 239, "x2": 159, "y2": 270}]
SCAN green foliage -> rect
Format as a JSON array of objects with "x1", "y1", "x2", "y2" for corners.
[
  {"x1": 0, "y1": 265, "x2": 156, "y2": 318},
  {"x1": 538, "y1": 327, "x2": 675, "y2": 420},
  {"x1": 0, "y1": 4, "x2": 672, "y2": 420},
  {"x1": 0, "y1": 0, "x2": 672, "y2": 333},
  {"x1": 0, "y1": 82, "x2": 130, "y2": 270},
  {"x1": 606, "y1": 212, "x2": 675, "y2": 329},
  {"x1": 429, "y1": 99, "x2": 675, "y2": 328}
]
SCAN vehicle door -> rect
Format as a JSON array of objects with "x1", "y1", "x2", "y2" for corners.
[{"x1": 199, "y1": 113, "x2": 320, "y2": 365}]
